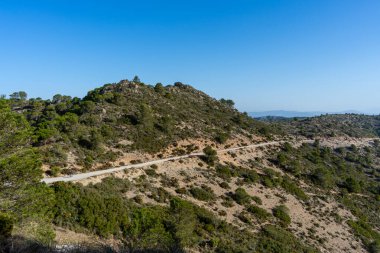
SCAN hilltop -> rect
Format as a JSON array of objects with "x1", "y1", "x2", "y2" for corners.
[{"x1": 9, "y1": 79, "x2": 273, "y2": 175}]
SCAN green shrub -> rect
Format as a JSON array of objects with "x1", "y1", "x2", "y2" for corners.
[
  {"x1": 251, "y1": 196, "x2": 262, "y2": 205},
  {"x1": 342, "y1": 177, "x2": 361, "y2": 193},
  {"x1": 202, "y1": 146, "x2": 218, "y2": 166},
  {"x1": 126, "y1": 207, "x2": 173, "y2": 249},
  {"x1": 160, "y1": 175, "x2": 179, "y2": 188},
  {"x1": 216, "y1": 164, "x2": 233, "y2": 180},
  {"x1": 283, "y1": 142, "x2": 293, "y2": 152},
  {"x1": 310, "y1": 166, "x2": 334, "y2": 188},
  {"x1": 348, "y1": 219, "x2": 380, "y2": 248},
  {"x1": 273, "y1": 205, "x2": 291, "y2": 227},
  {"x1": 281, "y1": 176, "x2": 309, "y2": 201},
  {"x1": 221, "y1": 198, "x2": 235, "y2": 208},
  {"x1": 256, "y1": 225, "x2": 319, "y2": 253},
  {"x1": 237, "y1": 167, "x2": 259, "y2": 184},
  {"x1": 261, "y1": 168, "x2": 281, "y2": 188},
  {"x1": 190, "y1": 186, "x2": 215, "y2": 201},
  {"x1": 145, "y1": 168, "x2": 158, "y2": 177},
  {"x1": 247, "y1": 205, "x2": 270, "y2": 221},
  {"x1": 175, "y1": 187, "x2": 187, "y2": 195},
  {"x1": 154, "y1": 83, "x2": 165, "y2": 93},
  {"x1": 368, "y1": 240, "x2": 380, "y2": 253},
  {"x1": 237, "y1": 212, "x2": 251, "y2": 224},
  {"x1": 219, "y1": 181, "x2": 230, "y2": 189},
  {"x1": 215, "y1": 132, "x2": 229, "y2": 144},
  {"x1": 150, "y1": 187, "x2": 170, "y2": 203},
  {"x1": 262, "y1": 177, "x2": 275, "y2": 188},
  {"x1": 48, "y1": 166, "x2": 61, "y2": 177},
  {"x1": 232, "y1": 188, "x2": 251, "y2": 205}
]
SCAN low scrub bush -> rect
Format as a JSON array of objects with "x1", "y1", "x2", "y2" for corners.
[
  {"x1": 190, "y1": 186, "x2": 215, "y2": 201},
  {"x1": 273, "y1": 205, "x2": 291, "y2": 227},
  {"x1": 247, "y1": 205, "x2": 270, "y2": 221},
  {"x1": 281, "y1": 176, "x2": 309, "y2": 201},
  {"x1": 232, "y1": 188, "x2": 251, "y2": 205}
]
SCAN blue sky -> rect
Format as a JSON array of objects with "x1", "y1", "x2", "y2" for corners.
[{"x1": 0, "y1": 0, "x2": 379, "y2": 113}]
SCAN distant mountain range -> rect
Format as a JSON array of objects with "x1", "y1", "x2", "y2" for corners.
[{"x1": 249, "y1": 110, "x2": 378, "y2": 118}]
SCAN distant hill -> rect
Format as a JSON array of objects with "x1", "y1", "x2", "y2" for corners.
[
  {"x1": 269, "y1": 113, "x2": 380, "y2": 138},
  {"x1": 250, "y1": 110, "x2": 325, "y2": 118},
  {"x1": 249, "y1": 110, "x2": 366, "y2": 118}
]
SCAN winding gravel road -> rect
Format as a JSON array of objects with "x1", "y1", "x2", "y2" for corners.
[{"x1": 42, "y1": 141, "x2": 281, "y2": 184}]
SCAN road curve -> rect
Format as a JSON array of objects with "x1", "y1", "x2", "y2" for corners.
[{"x1": 42, "y1": 141, "x2": 281, "y2": 184}]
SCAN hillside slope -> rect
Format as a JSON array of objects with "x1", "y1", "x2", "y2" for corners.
[
  {"x1": 12, "y1": 79, "x2": 273, "y2": 174},
  {"x1": 1, "y1": 81, "x2": 379, "y2": 253}
]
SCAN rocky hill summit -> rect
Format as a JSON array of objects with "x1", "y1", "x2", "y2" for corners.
[{"x1": 10, "y1": 79, "x2": 272, "y2": 174}]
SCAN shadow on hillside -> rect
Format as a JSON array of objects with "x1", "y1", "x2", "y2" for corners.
[{"x1": 0, "y1": 236, "x2": 185, "y2": 253}]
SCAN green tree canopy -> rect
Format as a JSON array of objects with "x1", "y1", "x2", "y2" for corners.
[
  {"x1": 0, "y1": 103, "x2": 54, "y2": 240},
  {"x1": 9, "y1": 91, "x2": 27, "y2": 101}
]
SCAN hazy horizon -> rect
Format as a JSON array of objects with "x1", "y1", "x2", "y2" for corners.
[
  {"x1": 1, "y1": 0, "x2": 379, "y2": 113},
  {"x1": 250, "y1": 109, "x2": 380, "y2": 117}
]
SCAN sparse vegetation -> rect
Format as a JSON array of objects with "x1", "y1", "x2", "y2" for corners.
[{"x1": 1, "y1": 82, "x2": 380, "y2": 253}]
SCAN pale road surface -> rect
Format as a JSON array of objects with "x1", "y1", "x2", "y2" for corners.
[{"x1": 42, "y1": 141, "x2": 283, "y2": 184}]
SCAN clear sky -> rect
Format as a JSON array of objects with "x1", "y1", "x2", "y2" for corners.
[{"x1": 0, "y1": 0, "x2": 379, "y2": 113}]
